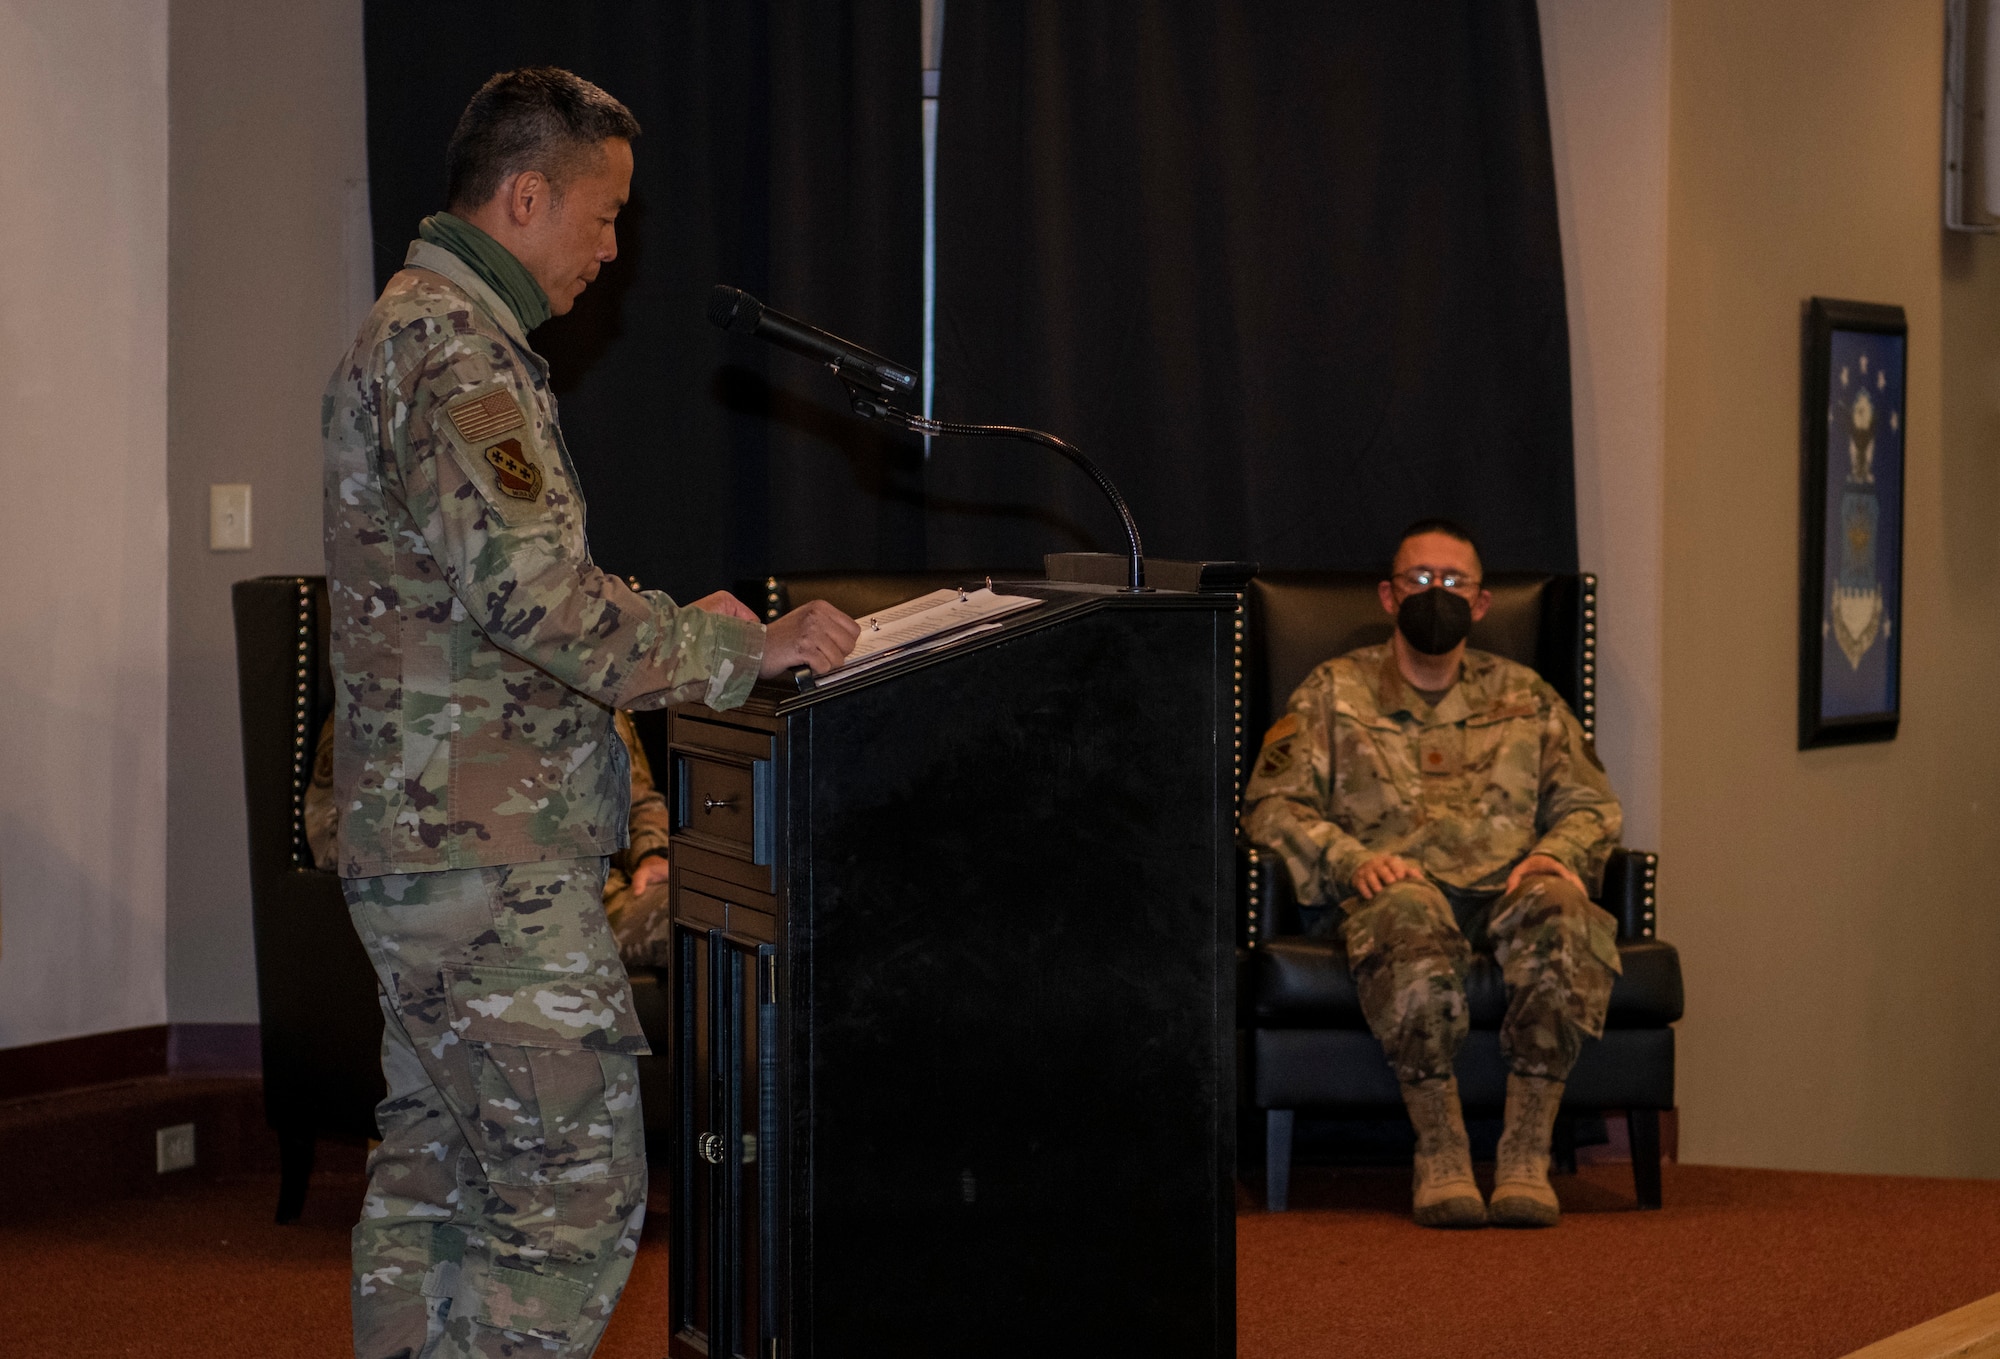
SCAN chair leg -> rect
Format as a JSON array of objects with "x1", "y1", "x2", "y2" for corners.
[
  {"x1": 1551, "y1": 1113, "x2": 1579, "y2": 1175},
  {"x1": 1265, "y1": 1109, "x2": 1295, "y2": 1212},
  {"x1": 275, "y1": 1128, "x2": 317, "y2": 1224},
  {"x1": 1628, "y1": 1108, "x2": 1663, "y2": 1210}
]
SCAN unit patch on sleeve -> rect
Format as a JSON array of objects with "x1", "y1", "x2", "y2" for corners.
[
  {"x1": 447, "y1": 388, "x2": 527, "y2": 443},
  {"x1": 1256, "y1": 712, "x2": 1301, "y2": 779},
  {"x1": 483, "y1": 438, "x2": 545, "y2": 501}
]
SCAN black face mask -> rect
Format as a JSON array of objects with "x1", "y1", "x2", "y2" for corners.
[{"x1": 1396, "y1": 588, "x2": 1473, "y2": 656}]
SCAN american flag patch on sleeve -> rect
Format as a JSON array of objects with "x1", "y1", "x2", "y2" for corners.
[{"x1": 446, "y1": 389, "x2": 526, "y2": 443}]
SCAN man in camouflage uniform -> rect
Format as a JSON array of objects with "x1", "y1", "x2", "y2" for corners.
[
  {"x1": 306, "y1": 708, "x2": 676, "y2": 969},
  {"x1": 1242, "y1": 519, "x2": 1622, "y2": 1229},
  {"x1": 323, "y1": 69, "x2": 856, "y2": 1358}
]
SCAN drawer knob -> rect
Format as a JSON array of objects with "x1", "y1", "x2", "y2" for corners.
[
  {"x1": 697, "y1": 1132, "x2": 727, "y2": 1165},
  {"x1": 703, "y1": 796, "x2": 738, "y2": 812}
]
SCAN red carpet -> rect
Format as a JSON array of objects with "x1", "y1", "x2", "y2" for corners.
[
  {"x1": 1241, "y1": 1161, "x2": 2000, "y2": 1358},
  {"x1": 8, "y1": 1159, "x2": 2000, "y2": 1356}
]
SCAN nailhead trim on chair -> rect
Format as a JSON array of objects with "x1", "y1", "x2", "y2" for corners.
[
  {"x1": 291, "y1": 578, "x2": 313, "y2": 869},
  {"x1": 1235, "y1": 590, "x2": 1255, "y2": 940},
  {"x1": 765, "y1": 575, "x2": 782, "y2": 622},
  {"x1": 1245, "y1": 847, "x2": 1262, "y2": 942},
  {"x1": 1641, "y1": 852, "x2": 1658, "y2": 938},
  {"x1": 1580, "y1": 572, "x2": 1598, "y2": 740}
]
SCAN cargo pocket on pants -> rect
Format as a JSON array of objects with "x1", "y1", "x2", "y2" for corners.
[
  {"x1": 445, "y1": 962, "x2": 650, "y2": 1178},
  {"x1": 1569, "y1": 901, "x2": 1624, "y2": 1039},
  {"x1": 443, "y1": 963, "x2": 651, "y2": 1338}
]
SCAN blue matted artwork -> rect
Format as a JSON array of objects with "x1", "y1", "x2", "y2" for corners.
[{"x1": 1800, "y1": 299, "x2": 1904, "y2": 747}]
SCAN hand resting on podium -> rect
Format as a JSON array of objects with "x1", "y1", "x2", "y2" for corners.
[
  {"x1": 685, "y1": 588, "x2": 858, "y2": 678},
  {"x1": 757, "y1": 598, "x2": 861, "y2": 677}
]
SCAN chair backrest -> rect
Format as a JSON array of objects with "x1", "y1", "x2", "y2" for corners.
[
  {"x1": 231, "y1": 576, "x2": 335, "y2": 877},
  {"x1": 750, "y1": 569, "x2": 1035, "y2": 622},
  {"x1": 1244, "y1": 571, "x2": 1597, "y2": 764}
]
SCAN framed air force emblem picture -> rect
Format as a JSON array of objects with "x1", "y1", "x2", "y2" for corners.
[{"x1": 1799, "y1": 297, "x2": 1905, "y2": 748}]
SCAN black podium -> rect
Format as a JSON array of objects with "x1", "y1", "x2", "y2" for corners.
[{"x1": 663, "y1": 582, "x2": 1237, "y2": 1359}]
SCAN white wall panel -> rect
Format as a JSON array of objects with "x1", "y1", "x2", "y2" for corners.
[
  {"x1": 0, "y1": 0, "x2": 171, "y2": 1046},
  {"x1": 1539, "y1": 0, "x2": 1670, "y2": 850}
]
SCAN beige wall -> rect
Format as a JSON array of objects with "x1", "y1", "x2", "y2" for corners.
[
  {"x1": 165, "y1": 0, "x2": 368, "y2": 1022},
  {"x1": 0, "y1": 0, "x2": 170, "y2": 1047},
  {"x1": 1665, "y1": 0, "x2": 2000, "y2": 1174},
  {"x1": 1540, "y1": 0, "x2": 1670, "y2": 850}
]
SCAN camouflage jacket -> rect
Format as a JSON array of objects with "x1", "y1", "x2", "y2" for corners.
[
  {"x1": 1242, "y1": 644, "x2": 1621, "y2": 903},
  {"x1": 322, "y1": 239, "x2": 764, "y2": 877},
  {"x1": 304, "y1": 709, "x2": 672, "y2": 881}
]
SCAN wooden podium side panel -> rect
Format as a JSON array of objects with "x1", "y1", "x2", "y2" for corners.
[{"x1": 794, "y1": 604, "x2": 1233, "y2": 1358}]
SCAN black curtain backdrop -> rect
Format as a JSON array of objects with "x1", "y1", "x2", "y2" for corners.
[
  {"x1": 364, "y1": 2, "x2": 924, "y2": 600},
  {"x1": 363, "y1": 1, "x2": 1574, "y2": 592},
  {"x1": 930, "y1": 0, "x2": 1578, "y2": 573}
]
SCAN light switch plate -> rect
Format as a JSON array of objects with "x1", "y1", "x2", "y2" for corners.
[{"x1": 210, "y1": 483, "x2": 252, "y2": 551}]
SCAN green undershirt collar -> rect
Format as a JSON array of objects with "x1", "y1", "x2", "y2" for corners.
[{"x1": 416, "y1": 211, "x2": 552, "y2": 333}]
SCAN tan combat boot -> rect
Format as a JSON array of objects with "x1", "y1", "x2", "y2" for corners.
[
  {"x1": 1399, "y1": 1076, "x2": 1486, "y2": 1228},
  {"x1": 1489, "y1": 1073, "x2": 1564, "y2": 1227}
]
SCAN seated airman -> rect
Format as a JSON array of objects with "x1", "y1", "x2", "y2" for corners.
[{"x1": 1242, "y1": 519, "x2": 1623, "y2": 1228}]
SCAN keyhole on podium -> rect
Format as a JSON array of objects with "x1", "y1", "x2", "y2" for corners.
[{"x1": 960, "y1": 1169, "x2": 977, "y2": 1204}]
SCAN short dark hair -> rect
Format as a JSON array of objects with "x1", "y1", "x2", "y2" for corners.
[
  {"x1": 446, "y1": 67, "x2": 641, "y2": 210},
  {"x1": 1390, "y1": 517, "x2": 1483, "y2": 572}
]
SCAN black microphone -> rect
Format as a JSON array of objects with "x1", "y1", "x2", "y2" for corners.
[
  {"x1": 707, "y1": 283, "x2": 1148, "y2": 591},
  {"x1": 708, "y1": 286, "x2": 917, "y2": 399}
]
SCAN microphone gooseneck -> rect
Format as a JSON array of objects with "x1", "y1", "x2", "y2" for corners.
[
  {"x1": 850, "y1": 399, "x2": 1146, "y2": 593},
  {"x1": 709, "y1": 286, "x2": 1147, "y2": 592}
]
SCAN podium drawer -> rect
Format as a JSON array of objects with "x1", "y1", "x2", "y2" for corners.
[{"x1": 670, "y1": 721, "x2": 774, "y2": 875}]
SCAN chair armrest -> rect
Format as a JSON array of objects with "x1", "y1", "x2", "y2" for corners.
[
  {"x1": 1240, "y1": 843, "x2": 1303, "y2": 946},
  {"x1": 1599, "y1": 848, "x2": 1660, "y2": 940},
  {"x1": 1248, "y1": 842, "x2": 1661, "y2": 943}
]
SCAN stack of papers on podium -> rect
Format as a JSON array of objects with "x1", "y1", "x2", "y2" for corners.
[{"x1": 812, "y1": 587, "x2": 1042, "y2": 687}]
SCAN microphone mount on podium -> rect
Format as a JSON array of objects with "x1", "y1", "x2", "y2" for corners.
[{"x1": 708, "y1": 285, "x2": 1148, "y2": 593}]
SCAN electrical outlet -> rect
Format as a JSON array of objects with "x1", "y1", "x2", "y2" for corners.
[
  {"x1": 156, "y1": 1122, "x2": 196, "y2": 1174},
  {"x1": 209, "y1": 483, "x2": 252, "y2": 551}
]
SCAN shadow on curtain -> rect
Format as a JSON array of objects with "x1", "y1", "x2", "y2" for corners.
[{"x1": 931, "y1": 0, "x2": 1576, "y2": 574}]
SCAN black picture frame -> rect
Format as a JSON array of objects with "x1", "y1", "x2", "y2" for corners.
[{"x1": 1799, "y1": 297, "x2": 1906, "y2": 748}]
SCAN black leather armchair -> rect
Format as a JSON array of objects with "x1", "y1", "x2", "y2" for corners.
[
  {"x1": 231, "y1": 577, "x2": 686, "y2": 1215},
  {"x1": 232, "y1": 576, "x2": 386, "y2": 1221},
  {"x1": 1239, "y1": 572, "x2": 1682, "y2": 1211}
]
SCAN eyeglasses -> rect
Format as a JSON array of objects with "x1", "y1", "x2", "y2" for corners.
[{"x1": 1391, "y1": 568, "x2": 1482, "y2": 595}]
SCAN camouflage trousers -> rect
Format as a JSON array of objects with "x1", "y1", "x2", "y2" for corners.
[
  {"x1": 343, "y1": 859, "x2": 652, "y2": 1359},
  {"x1": 1339, "y1": 874, "x2": 1622, "y2": 1085}
]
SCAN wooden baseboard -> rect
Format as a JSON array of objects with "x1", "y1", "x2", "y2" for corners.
[
  {"x1": 1843, "y1": 1292, "x2": 2000, "y2": 1358},
  {"x1": 0, "y1": 1025, "x2": 169, "y2": 1101},
  {"x1": 0, "y1": 1023, "x2": 262, "y2": 1102},
  {"x1": 0, "y1": 1073, "x2": 282, "y2": 1214},
  {"x1": 167, "y1": 1023, "x2": 261, "y2": 1074}
]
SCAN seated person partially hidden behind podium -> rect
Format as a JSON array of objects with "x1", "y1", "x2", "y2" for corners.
[
  {"x1": 1242, "y1": 519, "x2": 1623, "y2": 1230},
  {"x1": 305, "y1": 710, "x2": 677, "y2": 966}
]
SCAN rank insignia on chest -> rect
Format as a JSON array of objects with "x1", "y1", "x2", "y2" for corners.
[
  {"x1": 484, "y1": 438, "x2": 545, "y2": 501},
  {"x1": 1416, "y1": 729, "x2": 1461, "y2": 777}
]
